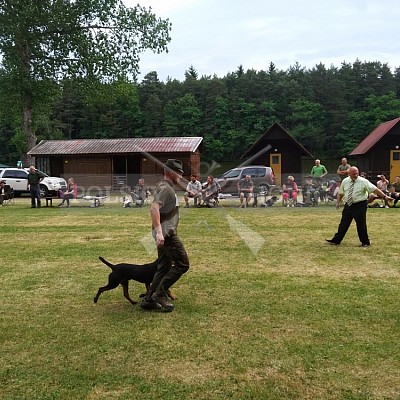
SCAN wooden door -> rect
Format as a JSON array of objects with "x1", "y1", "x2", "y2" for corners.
[
  {"x1": 270, "y1": 153, "x2": 281, "y2": 186},
  {"x1": 390, "y1": 150, "x2": 400, "y2": 182}
]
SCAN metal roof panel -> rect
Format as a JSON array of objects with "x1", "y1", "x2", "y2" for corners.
[{"x1": 28, "y1": 137, "x2": 203, "y2": 155}]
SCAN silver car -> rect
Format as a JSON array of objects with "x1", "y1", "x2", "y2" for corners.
[{"x1": 215, "y1": 165, "x2": 275, "y2": 196}]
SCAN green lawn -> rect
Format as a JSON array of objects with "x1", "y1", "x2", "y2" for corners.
[{"x1": 1, "y1": 197, "x2": 399, "y2": 400}]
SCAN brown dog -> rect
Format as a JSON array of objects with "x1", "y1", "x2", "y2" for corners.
[{"x1": 94, "y1": 257, "x2": 175, "y2": 305}]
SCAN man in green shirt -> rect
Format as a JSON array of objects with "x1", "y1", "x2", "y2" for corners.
[
  {"x1": 27, "y1": 165, "x2": 45, "y2": 208},
  {"x1": 310, "y1": 159, "x2": 327, "y2": 183},
  {"x1": 392, "y1": 176, "x2": 400, "y2": 192}
]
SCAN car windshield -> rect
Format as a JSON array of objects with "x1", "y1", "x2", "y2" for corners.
[{"x1": 222, "y1": 169, "x2": 241, "y2": 178}]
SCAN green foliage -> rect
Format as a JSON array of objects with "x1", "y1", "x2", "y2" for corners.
[
  {"x1": 163, "y1": 100, "x2": 180, "y2": 137},
  {"x1": 289, "y1": 98, "x2": 327, "y2": 155},
  {"x1": 365, "y1": 92, "x2": 400, "y2": 123},
  {"x1": 185, "y1": 65, "x2": 199, "y2": 80},
  {"x1": 0, "y1": 0, "x2": 171, "y2": 156},
  {"x1": 337, "y1": 92, "x2": 400, "y2": 155},
  {"x1": 10, "y1": 127, "x2": 28, "y2": 155},
  {"x1": 176, "y1": 93, "x2": 202, "y2": 136},
  {"x1": 2, "y1": 56, "x2": 400, "y2": 164},
  {"x1": 0, "y1": 0, "x2": 171, "y2": 81}
]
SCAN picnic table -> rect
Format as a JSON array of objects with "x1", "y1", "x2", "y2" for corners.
[{"x1": 82, "y1": 195, "x2": 108, "y2": 207}]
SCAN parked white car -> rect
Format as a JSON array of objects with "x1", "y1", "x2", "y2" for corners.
[{"x1": 0, "y1": 168, "x2": 67, "y2": 196}]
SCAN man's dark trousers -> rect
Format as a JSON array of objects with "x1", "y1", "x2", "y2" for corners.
[
  {"x1": 30, "y1": 184, "x2": 41, "y2": 208},
  {"x1": 332, "y1": 200, "x2": 370, "y2": 245},
  {"x1": 149, "y1": 234, "x2": 189, "y2": 297}
]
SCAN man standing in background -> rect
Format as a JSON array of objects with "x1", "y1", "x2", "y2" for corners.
[
  {"x1": 311, "y1": 159, "x2": 328, "y2": 183},
  {"x1": 28, "y1": 166, "x2": 45, "y2": 208},
  {"x1": 337, "y1": 157, "x2": 351, "y2": 181}
]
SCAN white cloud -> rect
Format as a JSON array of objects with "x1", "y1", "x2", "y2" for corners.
[{"x1": 122, "y1": 0, "x2": 400, "y2": 81}]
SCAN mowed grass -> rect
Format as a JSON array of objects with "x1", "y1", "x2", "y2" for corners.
[{"x1": 1, "y1": 196, "x2": 399, "y2": 400}]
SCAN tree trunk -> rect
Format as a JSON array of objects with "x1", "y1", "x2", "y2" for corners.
[
  {"x1": 22, "y1": 103, "x2": 36, "y2": 166},
  {"x1": 21, "y1": 42, "x2": 36, "y2": 167}
]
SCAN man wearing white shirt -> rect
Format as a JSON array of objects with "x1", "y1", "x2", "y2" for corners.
[
  {"x1": 326, "y1": 167, "x2": 392, "y2": 247},
  {"x1": 184, "y1": 174, "x2": 202, "y2": 208}
]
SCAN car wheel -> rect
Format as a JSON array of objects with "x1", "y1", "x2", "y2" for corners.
[
  {"x1": 257, "y1": 184, "x2": 269, "y2": 196},
  {"x1": 40, "y1": 185, "x2": 49, "y2": 197}
]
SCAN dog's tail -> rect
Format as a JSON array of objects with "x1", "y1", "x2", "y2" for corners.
[{"x1": 99, "y1": 256, "x2": 114, "y2": 270}]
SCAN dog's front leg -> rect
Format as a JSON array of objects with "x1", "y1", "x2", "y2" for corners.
[{"x1": 138, "y1": 283, "x2": 151, "y2": 298}]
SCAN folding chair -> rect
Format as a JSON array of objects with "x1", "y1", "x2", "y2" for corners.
[{"x1": 2, "y1": 188, "x2": 14, "y2": 205}]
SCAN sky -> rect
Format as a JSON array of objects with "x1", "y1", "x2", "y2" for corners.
[{"x1": 123, "y1": 0, "x2": 400, "y2": 82}]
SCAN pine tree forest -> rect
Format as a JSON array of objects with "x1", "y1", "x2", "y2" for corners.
[{"x1": 1, "y1": 60, "x2": 400, "y2": 165}]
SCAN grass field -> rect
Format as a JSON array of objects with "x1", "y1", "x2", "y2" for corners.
[{"x1": 1, "y1": 196, "x2": 399, "y2": 400}]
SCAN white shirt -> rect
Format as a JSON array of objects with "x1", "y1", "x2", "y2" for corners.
[
  {"x1": 186, "y1": 180, "x2": 202, "y2": 192},
  {"x1": 339, "y1": 176, "x2": 376, "y2": 204}
]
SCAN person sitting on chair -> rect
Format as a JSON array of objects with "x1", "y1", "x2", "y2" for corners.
[
  {"x1": 132, "y1": 178, "x2": 150, "y2": 207},
  {"x1": 202, "y1": 175, "x2": 219, "y2": 207},
  {"x1": 58, "y1": 177, "x2": 77, "y2": 207},
  {"x1": 0, "y1": 180, "x2": 12, "y2": 206},
  {"x1": 184, "y1": 174, "x2": 202, "y2": 208},
  {"x1": 370, "y1": 174, "x2": 390, "y2": 207},
  {"x1": 376, "y1": 174, "x2": 389, "y2": 193},
  {"x1": 326, "y1": 178, "x2": 341, "y2": 201},
  {"x1": 388, "y1": 184, "x2": 400, "y2": 207},
  {"x1": 302, "y1": 175, "x2": 320, "y2": 206},
  {"x1": 237, "y1": 174, "x2": 254, "y2": 208},
  {"x1": 392, "y1": 175, "x2": 400, "y2": 193},
  {"x1": 370, "y1": 183, "x2": 400, "y2": 208},
  {"x1": 282, "y1": 175, "x2": 298, "y2": 207}
]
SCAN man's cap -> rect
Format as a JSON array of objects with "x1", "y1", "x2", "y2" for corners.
[{"x1": 165, "y1": 159, "x2": 184, "y2": 173}]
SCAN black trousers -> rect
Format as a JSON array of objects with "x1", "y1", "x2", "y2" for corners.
[
  {"x1": 30, "y1": 184, "x2": 41, "y2": 207},
  {"x1": 60, "y1": 193, "x2": 73, "y2": 205},
  {"x1": 148, "y1": 234, "x2": 189, "y2": 298},
  {"x1": 0, "y1": 194, "x2": 8, "y2": 204},
  {"x1": 332, "y1": 200, "x2": 370, "y2": 245}
]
